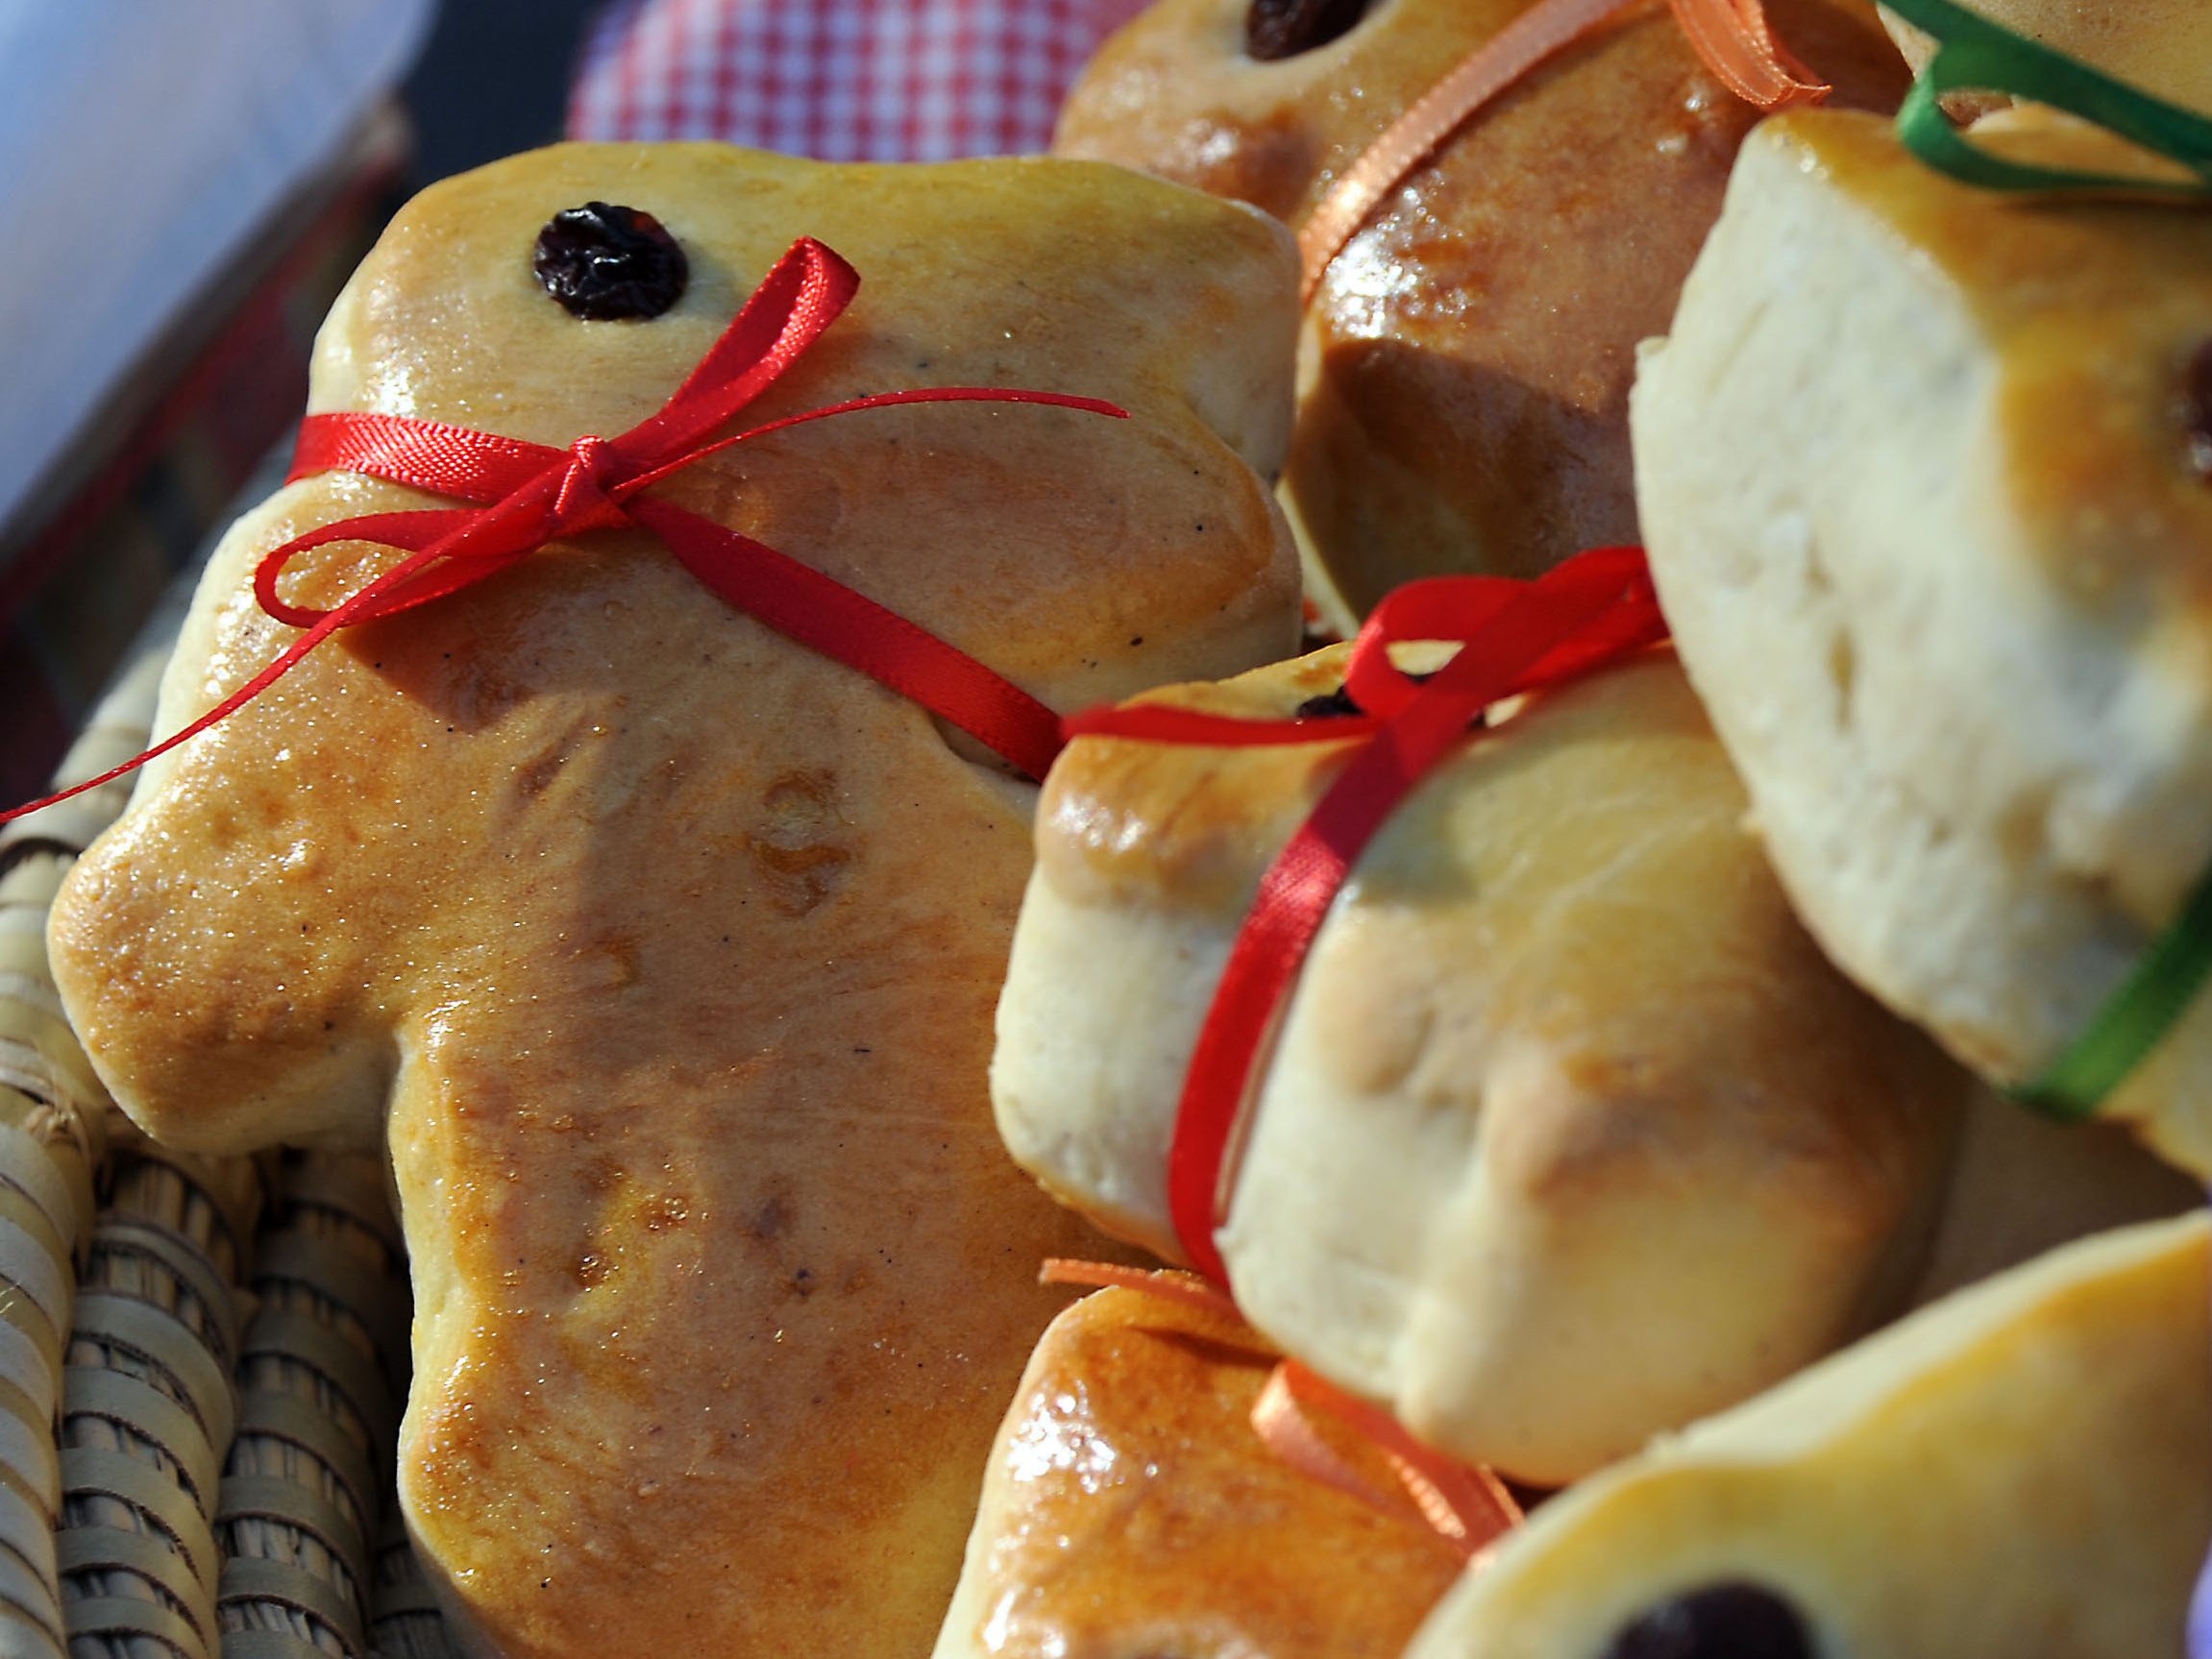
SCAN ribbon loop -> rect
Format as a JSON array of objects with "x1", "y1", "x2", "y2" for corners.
[{"x1": 1884, "y1": 0, "x2": 2212, "y2": 200}]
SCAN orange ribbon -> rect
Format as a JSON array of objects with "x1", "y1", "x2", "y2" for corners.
[
  {"x1": 1297, "y1": 0, "x2": 1830, "y2": 304},
  {"x1": 1041, "y1": 1258, "x2": 1523, "y2": 1559}
]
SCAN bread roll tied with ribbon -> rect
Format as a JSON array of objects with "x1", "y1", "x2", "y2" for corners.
[
  {"x1": 994, "y1": 549, "x2": 1969, "y2": 1486},
  {"x1": 932, "y1": 1268, "x2": 1486, "y2": 1659},
  {"x1": 1406, "y1": 1210, "x2": 2212, "y2": 1658},
  {"x1": 1630, "y1": 33, "x2": 2212, "y2": 1170},
  {"x1": 30, "y1": 143, "x2": 1304, "y2": 1657},
  {"x1": 1053, "y1": 0, "x2": 1909, "y2": 619}
]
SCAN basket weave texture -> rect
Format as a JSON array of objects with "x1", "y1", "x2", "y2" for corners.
[{"x1": 0, "y1": 641, "x2": 458, "y2": 1659}]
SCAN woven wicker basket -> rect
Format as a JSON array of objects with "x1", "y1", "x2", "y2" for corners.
[{"x1": 0, "y1": 633, "x2": 458, "y2": 1659}]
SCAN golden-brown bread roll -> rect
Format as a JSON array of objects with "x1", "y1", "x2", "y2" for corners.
[
  {"x1": 1880, "y1": 1, "x2": 2212, "y2": 116},
  {"x1": 1407, "y1": 1211, "x2": 2212, "y2": 1658},
  {"x1": 994, "y1": 645, "x2": 1968, "y2": 1485},
  {"x1": 45, "y1": 143, "x2": 1304, "y2": 1657},
  {"x1": 932, "y1": 1283, "x2": 1466, "y2": 1658},
  {"x1": 1631, "y1": 107, "x2": 2212, "y2": 1174},
  {"x1": 1054, "y1": 0, "x2": 1909, "y2": 616}
]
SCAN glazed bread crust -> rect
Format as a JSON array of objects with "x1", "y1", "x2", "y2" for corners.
[
  {"x1": 1632, "y1": 109, "x2": 2212, "y2": 1174},
  {"x1": 1055, "y1": 0, "x2": 1907, "y2": 613},
  {"x1": 995, "y1": 647, "x2": 1966, "y2": 1484},
  {"x1": 931, "y1": 1285, "x2": 1464, "y2": 1659},
  {"x1": 47, "y1": 144, "x2": 1303, "y2": 1658},
  {"x1": 1409, "y1": 1212, "x2": 2212, "y2": 1658}
]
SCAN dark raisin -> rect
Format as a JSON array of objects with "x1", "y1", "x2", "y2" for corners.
[
  {"x1": 2185, "y1": 339, "x2": 2212, "y2": 481},
  {"x1": 1295, "y1": 683, "x2": 1365, "y2": 719},
  {"x1": 1293, "y1": 671, "x2": 1475, "y2": 723},
  {"x1": 532, "y1": 202, "x2": 689, "y2": 321},
  {"x1": 1603, "y1": 1583, "x2": 1815, "y2": 1659},
  {"x1": 1246, "y1": 0, "x2": 1369, "y2": 61}
]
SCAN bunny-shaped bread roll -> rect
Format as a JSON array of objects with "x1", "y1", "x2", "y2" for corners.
[
  {"x1": 47, "y1": 144, "x2": 1303, "y2": 1657},
  {"x1": 1880, "y1": 1, "x2": 2212, "y2": 116},
  {"x1": 995, "y1": 644, "x2": 1967, "y2": 1484}
]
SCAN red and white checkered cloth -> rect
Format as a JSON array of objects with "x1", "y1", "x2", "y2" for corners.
[{"x1": 567, "y1": 0, "x2": 1150, "y2": 159}]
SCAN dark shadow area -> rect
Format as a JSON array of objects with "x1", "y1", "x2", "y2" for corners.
[{"x1": 403, "y1": 0, "x2": 606, "y2": 184}]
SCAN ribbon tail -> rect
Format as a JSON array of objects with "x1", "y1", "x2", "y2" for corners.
[
  {"x1": 5, "y1": 506, "x2": 543, "y2": 831},
  {"x1": 1273, "y1": 1362, "x2": 1522, "y2": 1553},
  {"x1": 617, "y1": 386, "x2": 1129, "y2": 499},
  {"x1": 1166, "y1": 718, "x2": 1431, "y2": 1282},
  {"x1": 633, "y1": 498, "x2": 1066, "y2": 782},
  {"x1": 1251, "y1": 1364, "x2": 1417, "y2": 1525}
]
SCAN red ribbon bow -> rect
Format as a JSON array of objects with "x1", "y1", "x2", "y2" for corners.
[
  {"x1": 3, "y1": 236, "x2": 1125, "y2": 828},
  {"x1": 1062, "y1": 546, "x2": 1669, "y2": 1283}
]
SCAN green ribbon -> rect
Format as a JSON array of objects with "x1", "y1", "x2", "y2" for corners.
[
  {"x1": 2009, "y1": 865, "x2": 2212, "y2": 1120},
  {"x1": 1883, "y1": 0, "x2": 2212, "y2": 200}
]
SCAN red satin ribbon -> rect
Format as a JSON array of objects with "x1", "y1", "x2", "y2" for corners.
[
  {"x1": 1061, "y1": 547, "x2": 1668, "y2": 1284},
  {"x1": 2, "y1": 237, "x2": 1125, "y2": 828}
]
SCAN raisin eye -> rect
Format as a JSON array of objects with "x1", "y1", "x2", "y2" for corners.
[
  {"x1": 1293, "y1": 671, "x2": 1460, "y2": 721},
  {"x1": 533, "y1": 203, "x2": 689, "y2": 321},
  {"x1": 1602, "y1": 1583, "x2": 1815, "y2": 1659},
  {"x1": 2184, "y1": 339, "x2": 2212, "y2": 481},
  {"x1": 1295, "y1": 683, "x2": 1364, "y2": 719},
  {"x1": 1245, "y1": 0, "x2": 1369, "y2": 61}
]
